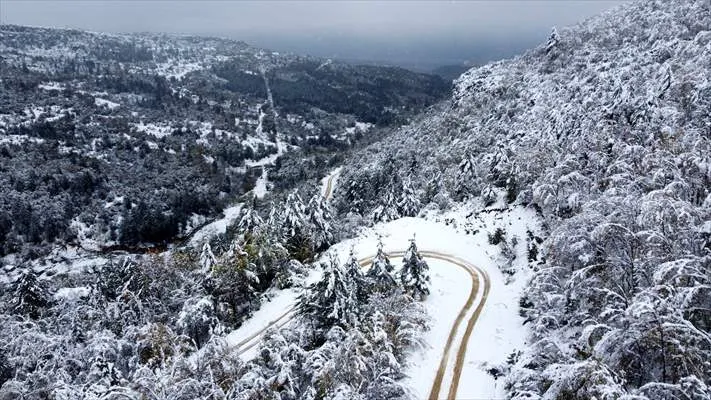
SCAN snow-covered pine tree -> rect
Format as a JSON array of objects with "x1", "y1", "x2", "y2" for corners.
[
  {"x1": 372, "y1": 189, "x2": 400, "y2": 223},
  {"x1": 455, "y1": 149, "x2": 477, "y2": 200},
  {"x1": 344, "y1": 248, "x2": 368, "y2": 303},
  {"x1": 398, "y1": 178, "x2": 421, "y2": 217},
  {"x1": 366, "y1": 238, "x2": 397, "y2": 294},
  {"x1": 12, "y1": 269, "x2": 50, "y2": 319},
  {"x1": 299, "y1": 254, "x2": 359, "y2": 330},
  {"x1": 546, "y1": 26, "x2": 560, "y2": 55},
  {"x1": 266, "y1": 202, "x2": 282, "y2": 239},
  {"x1": 237, "y1": 200, "x2": 264, "y2": 238},
  {"x1": 211, "y1": 243, "x2": 261, "y2": 327},
  {"x1": 281, "y1": 191, "x2": 312, "y2": 261},
  {"x1": 307, "y1": 193, "x2": 335, "y2": 252},
  {"x1": 199, "y1": 241, "x2": 217, "y2": 273},
  {"x1": 400, "y1": 237, "x2": 430, "y2": 301}
]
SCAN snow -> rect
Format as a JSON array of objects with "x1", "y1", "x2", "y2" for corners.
[
  {"x1": 94, "y1": 97, "x2": 120, "y2": 110},
  {"x1": 131, "y1": 122, "x2": 173, "y2": 138},
  {"x1": 155, "y1": 61, "x2": 204, "y2": 80},
  {"x1": 247, "y1": 141, "x2": 289, "y2": 198},
  {"x1": 215, "y1": 190, "x2": 540, "y2": 397},
  {"x1": 252, "y1": 168, "x2": 270, "y2": 198},
  {"x1": 104, "y1": 195, "x2": 125, "y2": 209},
  {"x1": 326, "y1": 208, "x2": 539, "y2": 399},
  {"x1": 188, "y1": 204, "x2": 243, "y2": 247},
  {"x1": 320, "y1": 167, "x2": 342, "y2": 201},
  {"x1": 226, "y1": 288, "x2": 300, "y2": 359},
  {"x1": 38, "y1": 81, "x2": 64, "y2": 91},
  {"x1": 54, "y1": 286, "x2": 91, "y2": 301}
]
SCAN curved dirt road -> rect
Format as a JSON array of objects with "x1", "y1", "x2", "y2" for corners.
[{"x1": 232, "y1": 250, "x2": 489, "y2": 400}]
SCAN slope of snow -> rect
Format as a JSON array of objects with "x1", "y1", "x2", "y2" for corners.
[{"x1": 188, "y1": 204, "x2": 243, "y2": 247}]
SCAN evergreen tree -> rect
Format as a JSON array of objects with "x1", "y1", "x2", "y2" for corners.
[
  {"x1": 344, "y1": 248, "x2": 368, "y2": 303},
  {"x1": 13, "y1": 269, "x2": 50, "y2": 319},
  {"x1": 400, "y1": 238, "x2": 430, "y2": 301},
  {"x1": 372, "y1": 189, "x2": 400, "y2": 223},
  {"x1": 299, "y1": 255, "x2": 359, "y2": 330},
  {"x1": 398, "y1": 178, "x2": 421, "y2": 217},
  {"x1": 546, "y1": 26, "x2": 560, "y2": 55},
  {"x1": 366, "y1": 238, "x2": 397, "y2": 294},
  {"x1": 307, "y1": 194, "x2": 335, "y2": 252},
  {"x1": 211, "y1": 244, "x2": 261, "y2": 327},
  {"x1": 281, "y1": 191, "x2": 312, "y2": 262},
  {"x1": 199, "y1": 241, "x2": 217, "y2": 273},
  {"x1": 238, "y1": 200, "x2": 264, "y2": 238},
  {"x1": 455, "y1": 149, "x2": 477, "y2": 200}
]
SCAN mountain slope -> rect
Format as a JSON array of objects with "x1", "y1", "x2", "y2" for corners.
[
  {"x1": 332, "y1": 0, "x2": 711, "y2": 397},
  {"x1": 0, "y1": 25, "x2": 449, "y2": 260}
]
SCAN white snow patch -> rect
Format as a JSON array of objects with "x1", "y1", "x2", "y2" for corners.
[
  {"x1": 188, "y1": 205, "x2": 244, "y2": 247},
  {"x1": 38, "y1": 81, "x2": 64, "y2": 91},
  {"x1": 54, "y1": 286, "x2": 91, "y2": 301},
  {"x1": 94, "y1": 97, "x2": 120, "y2": 110},
  {"x1": 132, "y1": 122, "x2": 173, "y2": 138}
]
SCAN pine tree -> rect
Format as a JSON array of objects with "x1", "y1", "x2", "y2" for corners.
[
  {"x1": 0, "y1": 350, "x2": 12, "y2": 388},
  {"x1": 372, "y1": 189, "x2": 400, "y2": 223},
  {"x1": 366, "y1": 238, "x2": 397, "y2": 294},
  {"x1": 299, "y1": 255, "x2": 359, "y2": 330},
  {"x1": 238, "y1": 200, "x2": 264, "y2": 238},
  {"x1": 13, "y1": 269, "x2": 50, "y2": 319},
  {"x1": 400, "y1": 238, "x2": 430, "y2": 301},
  {"x1": 344, "y1": 248, "x2": 368, "y2": 303},
  {"x1": 455, "y1": 149, "x2": 477, "y2": 200},
  {"x1": 199, "y1": 241, "x2": 217, "y2": 273},
  {"x1": 546, "y1": 26, "x2": 560, "y2": 55},
  {"x1": 307, "y1": 194, "x2": 335, "y2": 252},
  {"x1": 281, "y1": 191, "x2": 312, "y2": 261},
  {"x1": 398, "y1": 178, "x2": 421, "y2": 217}
]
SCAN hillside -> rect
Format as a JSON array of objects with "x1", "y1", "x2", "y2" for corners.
[
  {"x1": 332, "y1": 0, "x2": 711, "y2": 397},
  {"x1": 0, "y1": 25, "x2": 449, "y2": 261}
]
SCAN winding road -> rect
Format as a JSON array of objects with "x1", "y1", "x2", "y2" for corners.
[{"x1": 231, "y1": 169, "x2": 491, "y2": 399}]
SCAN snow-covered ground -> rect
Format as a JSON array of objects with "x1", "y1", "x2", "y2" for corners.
[
  {"x1": 331, "y1": 208, "x2": 538, "y2": 399},
  {"x1": 220, "y1": 192, "x2": 540, "y2": 397},
  {"x1": 247, "y1": 140, "x2": 288, "y2": 199},
  {"x1": 188, "y1": 205, "x2": 243, "y2": 247},
  {"x1": 94, "y1": 97, "x2": 120, "y2": 110},
  {"x1": 320, "y1": 167, "x2": 342, "y2": 201}
]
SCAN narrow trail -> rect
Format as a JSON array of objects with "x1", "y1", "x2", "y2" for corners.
[{"x1": 231, "y1": 250, "x2": 490, "y2": 400}]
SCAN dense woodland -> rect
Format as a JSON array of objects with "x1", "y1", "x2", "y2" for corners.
[
  {"x1": 334, "y1": 0, "x2": 711, "y2": 398},
  {"x1": 2, "y1": 0, "x2": 711, "y2": 398}
]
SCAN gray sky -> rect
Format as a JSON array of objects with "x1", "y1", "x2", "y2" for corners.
[{"x1": 1, "y1": 1, "x2": 628, "y2": 70}]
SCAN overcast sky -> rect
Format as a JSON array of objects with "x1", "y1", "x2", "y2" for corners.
[{"x1": 1, "y1": 1, "x2": 628, "y2": 70}]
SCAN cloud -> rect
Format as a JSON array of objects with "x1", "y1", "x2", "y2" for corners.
[{"x1": 2, "y1": 0, "x2": 628, "y2": 67}]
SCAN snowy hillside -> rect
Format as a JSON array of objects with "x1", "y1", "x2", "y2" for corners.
[
  {"x1": 0, "y1": 24, "x2": 449, "y2": 262},
  {"x1": 332, "y1": 0, "x2": 711, "y2": 398},
  {"x1": 1, "y1": 0, "x2": 710, "y2": 399}
]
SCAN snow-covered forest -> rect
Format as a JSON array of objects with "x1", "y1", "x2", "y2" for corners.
[
  {"x1": 1, "y1": 0, "x2": 711, "y2": 398},
  {"x1": 333, "y1": 0, "x2": 711, "y2": 397}
]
